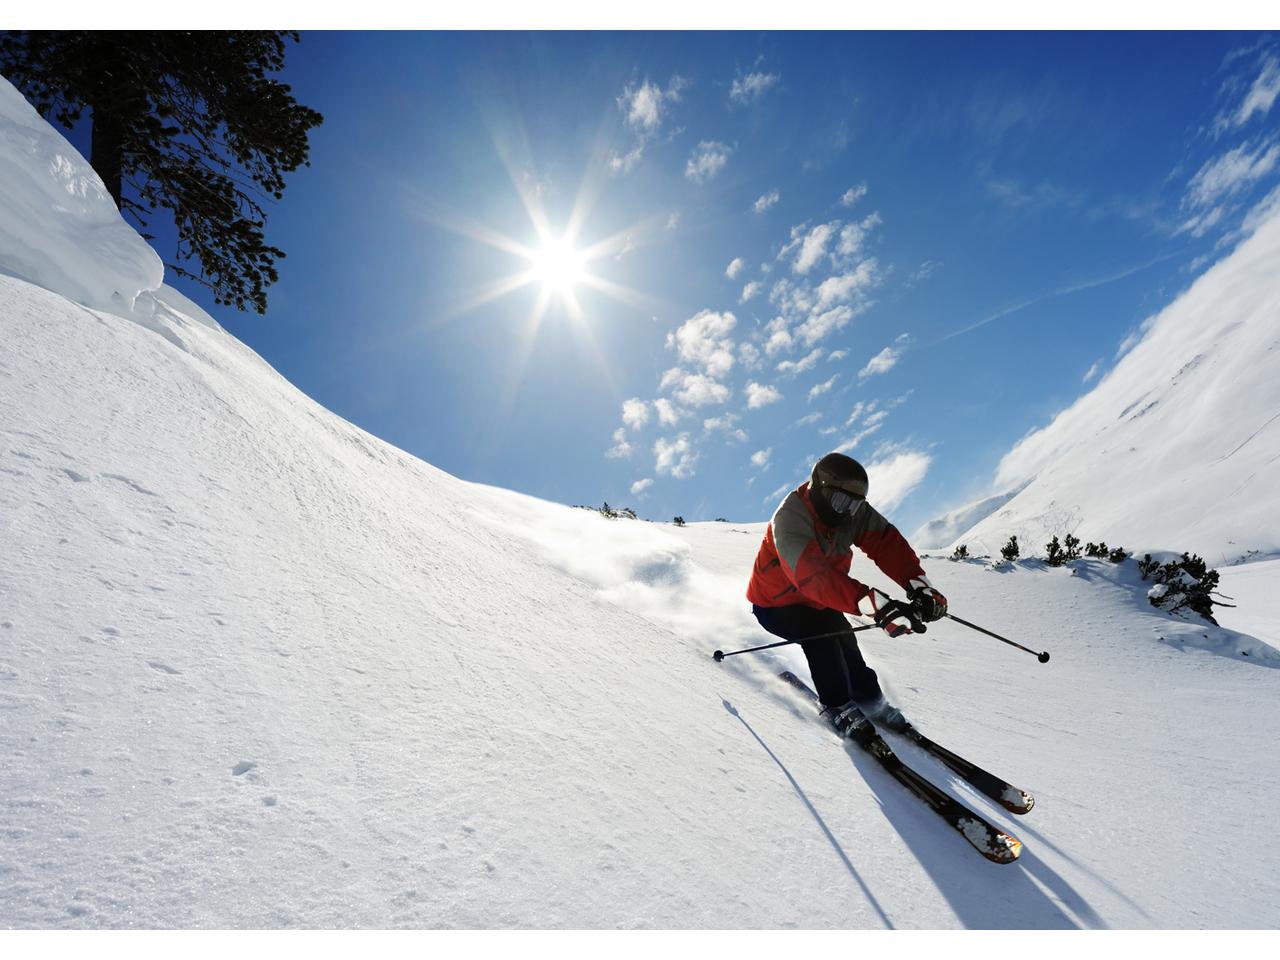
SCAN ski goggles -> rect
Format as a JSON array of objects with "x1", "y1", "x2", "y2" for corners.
[{"x1": 827, "y1": 487, "x2": 866, "y2": 515}]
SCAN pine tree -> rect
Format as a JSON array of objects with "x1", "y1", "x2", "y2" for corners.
[
  {"x1": 1045, "y1": 535, "x2": 1065, "y2": 567},
  {"x1": 1000, "y1": 536, "x2": 1020, "y2": 562},
  {"x1": 1, "y1": 31, "x2": 323, "y2": 314}
]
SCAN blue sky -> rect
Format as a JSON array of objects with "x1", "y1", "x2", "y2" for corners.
[{"x1": 149, "y1": 30, "x2": 1280, "y2": 535}]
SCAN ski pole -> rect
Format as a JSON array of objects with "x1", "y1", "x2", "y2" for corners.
[
  {"x1": 946, "y1": 613, "x2": 1051, "y2": 663},
  {"x1": 712, "y1": 624, "x2": 878, "y2": 662}
]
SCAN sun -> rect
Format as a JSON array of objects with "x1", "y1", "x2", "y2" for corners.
[{"x1": 529, "y1": 235, "x2": 586, "y2": 296}]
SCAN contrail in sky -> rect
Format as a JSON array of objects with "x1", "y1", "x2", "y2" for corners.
[{"x1": 928, "y1": 249, "x2": 1186, "y2": 347}]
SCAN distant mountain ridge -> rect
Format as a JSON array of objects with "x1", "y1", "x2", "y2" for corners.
[{"x1": 913, "y1": 480, "x2": 1031, "y2": 551}]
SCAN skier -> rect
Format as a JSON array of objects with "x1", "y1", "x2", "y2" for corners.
[{"x1": 747, "y1": 452, "x2": 948, "y2": 739}]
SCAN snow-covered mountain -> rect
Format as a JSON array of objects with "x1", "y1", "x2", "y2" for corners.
[
  {"x1": 914, "y1": 212, "x2": 1280, "y2": 565},
  {"x1": 913, "y1": 481, "x2": 1031, "y2": 551},
  {"x1": 4, "y1": 74, "x2": 1280, "y2": 929}
]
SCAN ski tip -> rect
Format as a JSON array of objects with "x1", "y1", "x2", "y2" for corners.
[
  {"x1": 990, "y1": 834, "x2": 1023, "y2": 864},
  {"x1": 1001, "y1": 789, "x2": 1036, "y2": 815},
  {"x1": 959, "y1": 817, "x2": 1024, "y2": 864},
  {"x1": 979, "y1": 830, "x2": 1023, "y2": 864}
]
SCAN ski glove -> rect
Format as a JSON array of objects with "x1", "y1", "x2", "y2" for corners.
[
  {"x1": 907, "y1": 576, "x2": 948, "y2": 622},
  {"x1": 857, "y1": 588, "x2": 926, "y2": 638}
]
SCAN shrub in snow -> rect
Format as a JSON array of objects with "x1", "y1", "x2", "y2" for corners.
[
  {"x1": 1085, "y1": 541, "x2": 1109, "y2": 558},
  {"x1": 1045, "y1": 535, "x2": 1065, "y2": 567},
  {"x1": 1000, "y1": 536, "x2": 1020, "y2": 562},
  {"x1": 950, "y1": 544, "x2": 969, "y2": 560},
  {"x1": 1138, "y1": 552, "x2": 1228, "y2": 625},
  {"x1": 1063, "y1": 533, "x2": 1083, "y2": 561},
  {"x1": 673, "y1": 516, "x2": 686, "y2": 527},
  {"x1": 574, "y1": 502, "x2": 639, "y2": 520},
  {"x1": 1108, "y1": 546, "x2": 1129, "y2": 563}
]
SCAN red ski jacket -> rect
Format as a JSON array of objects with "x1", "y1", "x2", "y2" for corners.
[{"x1": 747, "y1": 482, "x2": 926, "y2": 613}]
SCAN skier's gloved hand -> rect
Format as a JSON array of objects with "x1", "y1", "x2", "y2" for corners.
[
  {"x1": 857, "y1": 588, "x2": 926, "y2": 638},
  {"x1": 907, "y1": 576, "x2": 948, "y2": 622}
]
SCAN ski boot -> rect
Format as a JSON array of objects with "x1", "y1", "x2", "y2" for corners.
[
  {"x1": 827, "y1": 701, "x2": 876, "y2": 745},
  {"x1": 862, "y1": 696, "x2": 915, "y2": 734}
]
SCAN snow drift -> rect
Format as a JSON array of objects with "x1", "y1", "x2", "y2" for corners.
[{"x1": 0, "y1": 76, "x2": 162, "y2": 312}]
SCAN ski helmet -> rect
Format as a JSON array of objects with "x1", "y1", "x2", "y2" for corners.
[{"x1": 809, "y1": 452, "x2": 868, "y2": 525}]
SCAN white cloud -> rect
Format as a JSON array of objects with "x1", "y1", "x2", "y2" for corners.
[
  {"x1": 725, "y1": 257, "x2": 745, "y2": 279},
  {"x1": 814, "y1": 260, "x2": 880, "y2": 311},
  {"x1": 611, "y1": 75, "x2": 687, "y2": 176},
  {"x1": 686, "y1": 141, "x2": 733, "y2": 183},
  {"x1": 828, "y1": 349, "x2": 848, "y2": 362},
  {"x1": 619, "y1": 76, "x2": 686, "y2": 134},
  {"x1": 796, "y1": 305, "x2": 854, "y2": 347},
  {"x1": 737, "y1": 341, "x2": 762, "y2": 369},
  {"x1": 746, "y1": 382, "x2": 783, "y2": 409},
  {"x1": 808, "y1": 375, "x2": 839, "y2": 402},
  {"x1": 665, "y1": 211, "x2": 682, "y2": 231},
  {"x1": 654, "y1": 434, "x2": 698, "y2": 479},
  {"x1": 866, "y1": 450, "x2": 932, "y2": 512},
  {"x1": 769, "y1": 277, "x2": 814, "y2": 316},
  {"x1": 1234, "y1": 54, "x2": 1280, "y2": 127},
  {"x1": 1183, "y1": 141, "x2": 1280, "y2": 217},
  {"x1": 654, "y1": 397, "x2": 683, "y2": 426},
  {"x1": 1178, "y1": 205, "x2": 1226, "y2": 238},
  {"x1": 609, "y1": 146, "x2": 644, "y2": 176},
  {"x1": 840, "y1": 183, "x2": 868, "y2": 207},
  {"x1": 622, "y1": 398, "x2": 650, "y2": 430},
  {"x1": 753, "y1": 189, "x2": 780, "y2": 213},
  {"x1": 793, "y1": 222, "x2": 838, "y2": 274},
  {"x1": 750, "y1": 448, "x2": 772, "y2": 468},
  {"x1": 606, "y1": 427, "x2": 633, "y2": 459},
  {"x1": 764, "y1": 327, "x2": 793, "y2": 356},
  {"x1": 763, "y1": 480, "x2": 793, "y2": 505},
  {"x1": 859, "y1": 339, "x2": 909, "y2": 379},
  {"x1": 704, "y1": 412, "x2": 743, "y2": 435},
  {"x1": 797, "y1": 411, "x2": 822, "y2": 426},
  {"x1": 666, "y1": 309, "x2": 737, "y2": 378},
  {"x1": 908, "y1": 260, "x2": 940, "y2": 286},
  {"x1": 837, "y1": 213, "x2": 882, "y2": 258},
  {"x1": 741, "y1": 281, "x2": 763, "y2": 303},
  {"x1": 660, "y1": 368, "x2": 731, "y2": 407},
  {"x1": 630, "y1": 477, "x2": 654, "y2": 497},
  {"x1": 1082, "y1": 360, "x2": 1102, "y2": 384},
  {"x1": 833, "y1": 422, "x2": 883, "y2": 453},
  {"x1": 775, "y1": 347, "x2": 823, "y2": 378},
  {"x1": 762, "y1": 316, "x2": 794, "y2": 356},
  {"x1": 730, "y1": 72, "x2": 781, "y2": 106}
]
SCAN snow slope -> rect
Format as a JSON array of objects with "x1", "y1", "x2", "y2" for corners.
[
  {"x1": 914, "y1": 212, "x2": 1280, "y2": 565},
  {"x1": 5, "y1": 74, "x2": 1280, "y2": 930}
]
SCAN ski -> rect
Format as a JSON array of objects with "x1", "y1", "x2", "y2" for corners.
[
  {"x1": 778, "y1": 671, "x2": 1023, "y2": 865},
  {"x1": 900, "y1": 729, "x2": 1035, "y2": 815},
  {"x1": 779, "y1": 670, "x2": 1034, "y2": 814}
]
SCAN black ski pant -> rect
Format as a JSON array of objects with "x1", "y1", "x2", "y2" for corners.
[{"x1": 752, "y1": 603, "x2": 883, "y2": 710}]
